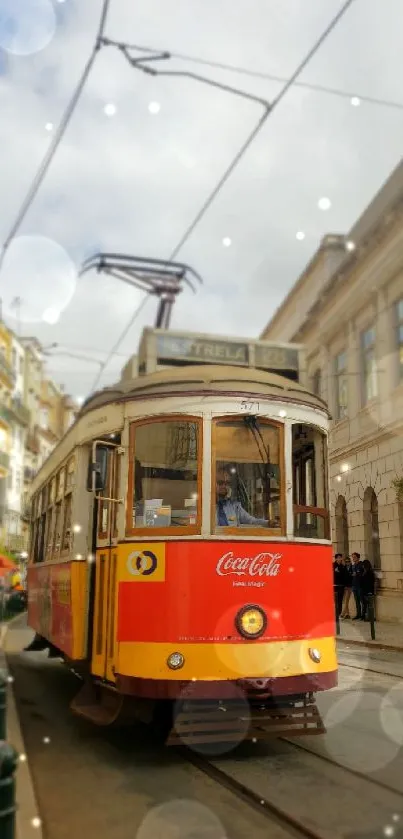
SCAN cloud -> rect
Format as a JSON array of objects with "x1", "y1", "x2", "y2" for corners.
[{"x1": 0, "y1": 0, "x2": 402, "y2": 397}]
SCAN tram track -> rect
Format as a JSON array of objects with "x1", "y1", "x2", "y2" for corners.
[
  {"x1": 280, "y1": 737, "x2": 403, "y2": 798},
  {"x1": 180, "y1": 747, "x2": 326, "y2": 839},
  {"x1": 179, "y1": 739, "x2": 403, "y2": 839},
  {"x1": 338, "y1": 659, "x2": 403, "y2": 680}
]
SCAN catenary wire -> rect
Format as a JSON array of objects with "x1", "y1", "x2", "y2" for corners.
[
  {"x1": 103, "y1": 37, "x2": 403, "y2": 112},
  {"x1": 0, "y1": 0, "x2": 112, "y2": 273},
  {"x1": 94, "y1": 0, "x2": 356, "y2": 390},
  {"x1": 90, "y1": 293, "x2": 149, "y2": 391}
]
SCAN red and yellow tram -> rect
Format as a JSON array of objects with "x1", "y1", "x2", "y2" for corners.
[{"x1": 25, "y1": 328, "x2": 337, "y2": 746}]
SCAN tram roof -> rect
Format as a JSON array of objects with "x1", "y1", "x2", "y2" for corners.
[{"x1": 79, "y1": 364, "x2": 329, "y2": 416}]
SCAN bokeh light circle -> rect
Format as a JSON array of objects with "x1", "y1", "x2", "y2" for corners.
[
  {"x1": 0, "y1": 0, "x2": 56, "y2": 56},
  {"x1": 380, "y1": 683, "x2": 403, "y2": 746},
  {"x1": 325, "y1": 691, "x2": 401, "y2": 772},
  {"x1": 1, "y1": 236, "x2": 77, "y2": 324},
  {"x1": 136, "y1": 799, "x2": 227, "y2": 839},
  {"x1": 172, "y1": 681, "x2": 251, "y2": 757}
]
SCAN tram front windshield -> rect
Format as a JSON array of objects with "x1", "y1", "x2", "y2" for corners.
[{"x1": 214, "y1": 418, "x2": 281, "y2": 531}]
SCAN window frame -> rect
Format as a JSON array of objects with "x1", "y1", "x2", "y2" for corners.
[
  {"x1": 334, "y1": 349, "x2": 348, "y2": 420},
  {"x1": 361, "y1": 325, "x2": 377, "y2": 405},
  {"x1": 126, "y1": 414, "x2": 203, "y2": 537},
  {"x1": 292, "y1": 422, "x2": 330, "y2": 540},
  {"x1": 211, "y1": 415, "x2": 286, "y2": 537},
  {"x1": 395, "y1": 298, "x2": 403, "y2": 383}
]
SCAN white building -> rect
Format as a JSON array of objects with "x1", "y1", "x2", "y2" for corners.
[{"x1": 261, "y1": 159, "x2": 403, "y2": 620}]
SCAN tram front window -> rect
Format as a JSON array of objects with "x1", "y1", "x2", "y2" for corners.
[
  {"x1": 213, "y1": 418, "x2": 282, "y2": 533},
  {"x1": 129, "y1": 418, "x2": 200, "y2": 530}
]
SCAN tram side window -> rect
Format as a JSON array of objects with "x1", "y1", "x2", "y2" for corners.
[
  {"x1": 129, "y1": 419, "x2": 200, "y2": 530},
  {"x1": 33, "y1": 509, "x2": 46, "y2": 563},
  {"x1": 213, "y1": 419, "x2": 283, "y2": 532},
  {"x1": 292, "y1": 424, "x2": 329, "y2": 539}
]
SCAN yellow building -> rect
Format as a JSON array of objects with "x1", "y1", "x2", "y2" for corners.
[
  {"x1": 0, "y1": 317, "x2": 15, "y2": 545},
  {"x1": 261, "y1": 160, "x2": 403, "y2": 621}
]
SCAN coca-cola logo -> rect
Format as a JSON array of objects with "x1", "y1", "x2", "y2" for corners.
[{"x1": 216, "y1": 551, "x2": 281, "y2": 578}]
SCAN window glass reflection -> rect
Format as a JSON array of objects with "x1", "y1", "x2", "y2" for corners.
[
  {"x1": 214, "y1": 419, "x2": 282, "y2": 531},
  {"x1": 131, "y1": 420, "x2": 200, "y2": 529}
]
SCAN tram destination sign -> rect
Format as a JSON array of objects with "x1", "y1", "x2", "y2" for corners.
[
  {"x1": 156, "y1": 335, "x2": 249, "y2": 366},
  {"x1": 254, "y1": 344, "x2": 299, "y2": 372}
]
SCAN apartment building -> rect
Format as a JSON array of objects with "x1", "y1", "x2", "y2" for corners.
[
  {"x1": 261, "y1": 159, "x2": 403, "y2": 620},
  {"x1": 0, "y1": 327, "x2": 79, "y2": 551},
  {"x1": 0, "y1": 318, "x2": 15, "y2": 545}
]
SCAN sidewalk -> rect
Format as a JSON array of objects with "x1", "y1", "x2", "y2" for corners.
[
  {"x1": 337, "y1": 617, "x2": 403, "y2": 650},
  {"x1": 0, "y1": 618, "x2": 43, "y2": 838}
]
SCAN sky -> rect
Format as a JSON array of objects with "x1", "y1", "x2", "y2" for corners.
[{"x1": 0, "y1": 0, "x2": 402, "y2": 400}]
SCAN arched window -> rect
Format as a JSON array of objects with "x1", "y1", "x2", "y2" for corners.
[
  {"x1": 335, "y1": 495, "x2": 349, "y2": 557},
  {"x1": 363, "y1": 487, "x2": 381, "y2": 569}
]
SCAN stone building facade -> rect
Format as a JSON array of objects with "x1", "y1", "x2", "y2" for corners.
[{"x1": 261, "y1": 160, "x2": 403, "y2": 620}]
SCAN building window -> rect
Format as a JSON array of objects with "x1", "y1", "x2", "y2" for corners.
[
  {"x1": 40, "y1": 408, "x2": 49, "y2": 429},
  {"x1": 335, "y1": 351, "x2": 348, "y2": 419},
  {"x1": 396, "y1": 298, "x2": 403, "y2": 382},
  {"x1": 361, "y1": 326, "x2": 377, "y2": 404},
  {"x1": 335, "y1": 495, "x2": 349, "y2": 556},
  {"x1": 363, "y1": 487, "x2": 381, "y2": 570}
]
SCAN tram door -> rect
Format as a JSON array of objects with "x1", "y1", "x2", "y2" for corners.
[{"x1": 91, "y1": 444, "x2": 120, "y2": 683}]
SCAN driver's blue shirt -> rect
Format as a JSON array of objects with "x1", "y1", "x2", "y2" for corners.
[{"x1": 216, "y1": 499, "x2": 267, "y2": 527}]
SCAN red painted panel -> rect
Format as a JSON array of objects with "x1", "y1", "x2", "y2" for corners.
[
  {"x1": 118, "y1": 541, "x2": 334, "y2": 643},
  {"x1": 27, "y1": 564, "x2": 73, "y2": 657}
]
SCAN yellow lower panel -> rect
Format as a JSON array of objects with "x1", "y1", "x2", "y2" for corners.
[
  {"x1": 117, "y1": 636, "x2": 337, "y2": 681},
  {"x1": 71, "y1": 562, "x2": 89, "y2": 660}
]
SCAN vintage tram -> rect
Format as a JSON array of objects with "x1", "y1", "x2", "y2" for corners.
[{"x1": 25, "y1": 328, "x2": 337, "y2": 746}]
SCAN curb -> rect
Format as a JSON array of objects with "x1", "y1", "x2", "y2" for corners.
[
  {"x1": 337, "y1": 636, "x2": 403, "y2": 652},
  {"x1": 1, "y1": 618, "x2": 43, "y2": 839}
]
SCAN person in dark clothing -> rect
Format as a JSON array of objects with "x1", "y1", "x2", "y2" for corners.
[
  {"x1": 340, "y1": 557, "x2": 353, "y2": 619},
  {"x1": 360, "y1": 559, "x2": 375, "y2": 621},
  {"x1": 333, "y1": 554, "x2": 345, "y2": 618},
  {"x1": 351, "y1": 552, "x2": 364, "y2": 619}
]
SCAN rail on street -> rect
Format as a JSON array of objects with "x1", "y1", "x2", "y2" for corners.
[{"x1": 2, "y1": 613, "x2": 403, "y2": 839}]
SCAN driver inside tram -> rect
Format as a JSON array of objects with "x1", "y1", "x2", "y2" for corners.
[{"x1": 216, "y1": 467, "x2": 268, "y2": 527}]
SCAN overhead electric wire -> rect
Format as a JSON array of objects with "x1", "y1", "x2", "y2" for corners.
[
  {"x1": 0, "y1": 0, "x2": 112, "y2": 273},
  {"x1": 168, "y1": 0, "x2": 356, "y2": 261},
  {"x1": 102, "y1": 34, "x2": 403, "y2": 112},
  {"x1": 98, "y1": 0, "x2": 356, "y2": 389},
  {"x1": 90, "y1": 293, "x2": 149, "y2": 392}
]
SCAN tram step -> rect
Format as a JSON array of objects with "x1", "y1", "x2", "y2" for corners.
[
  {"x1": 166, "y1": 698, "x2": 325, "y2": 746},
  {"x1": 70, "y1": 680, "x2": 125, "y2": 726}
]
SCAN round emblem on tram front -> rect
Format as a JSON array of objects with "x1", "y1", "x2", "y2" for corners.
[{"x1": 126, "y1": 550, "x2": 158, "y2": 577}]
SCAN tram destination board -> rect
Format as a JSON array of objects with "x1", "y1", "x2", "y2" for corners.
[
  {"x1": 155, "y1": 332, "x2": 300, "y2": 377},
  {"x1": 156, "y1": 334, "x2": 249, "y2": 366},
  {"x1": 254, "y1": 344, "x2": 299, "y2": 373}
]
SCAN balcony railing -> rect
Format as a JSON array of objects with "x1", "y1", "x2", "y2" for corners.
[
  {"x1": 0, "y1": 353, "x2": 16, "y2": 386},
  {"x1": 9, "y1": 398, "x2": 30, "y2": 427}
]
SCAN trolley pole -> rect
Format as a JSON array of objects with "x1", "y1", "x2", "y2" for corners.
[{"x1": 0, "y1": 740, "x2": 18, "y2": 839}]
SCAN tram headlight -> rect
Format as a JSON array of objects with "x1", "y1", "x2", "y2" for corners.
[
  {"x1": 167, "y1": 652, "x2": 185, "y2": 670},
  {"x1": 308, "y1": 647, "x2": 321, "y2": 664},
  {"x1": 235, "y1": 605, "x2": 267, "y2": 639}
]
